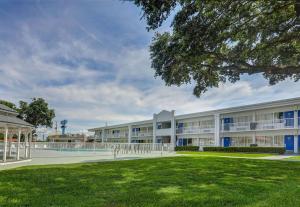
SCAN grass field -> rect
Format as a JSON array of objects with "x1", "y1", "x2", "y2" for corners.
[
  {"x1": 1, "y1": 156, "x2": 300, "y2": 207},
  {"x1": 177, "y1": 151, "x2": 275, "y2": 158}
]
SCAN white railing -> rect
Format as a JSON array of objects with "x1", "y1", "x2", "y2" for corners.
[
  {"x1": 0, "y1": 141, "x2": 30, "y2": 162},
  {"x1": 31, "y1": 142, "x2": 173, "y2": 152},
  {"x1": 176, "y1": 126, "x2": 214, "y2": 134},
  {"x1": 132, "y1": 132, "x2": 153, "y2": 137},
  {"x1": 256, "y1": 118, "x2": 294, "y2": 130},
  {"x1": 221, "y1": 121, "x2": 251, "y2": 132},
  {"x1": 221, "y1": 118, "x2": 295, "y2": 132},
  {"x1": 106, "y1": 133, "x2": 128, "y2": 138}
]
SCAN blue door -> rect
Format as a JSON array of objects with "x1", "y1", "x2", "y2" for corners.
[
  {"x1": 284, "y1": 111, "x2": 294, "y2": 127},
  {"x1": 177, "y1": 138, "x2": 183, "y2": 146},
  {"x1": 298, "y1": 135, "x2": 300, "y2": 149},
  {"x1": 284, "y1": 135, "x2": 294, "y2": 151},
  {"x1": 183, "y1": 139, "x2": 187, "y2": 146},
  {"x1": 224, "y1": 137, "x2": 231, "y2": 147}
]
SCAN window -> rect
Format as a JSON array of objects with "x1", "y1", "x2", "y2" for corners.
[
  {"x1": 112, "y1": 130, "x2": 120, "y2": 134},
  {"x1": 231, "y1": 136, "x2": 252, "y2": 147},
  {"x1": 274, "y1": 136, "x2": 284, "y2": 146},
  {"x1": 256, "y1": 136, "x2": 273, "y2": 146},
  {"x1": 132, "y1": 128, "x2": 140, "y2": 132},
  {"x1": 157, "y1": 122, "x2": 171, "y2": 129}
]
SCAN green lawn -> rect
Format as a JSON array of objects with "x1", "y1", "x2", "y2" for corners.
[
  {"x1": 1, "y1": 156, "x2": 300, "y2": 207},
  {"x1": 177, "y1": 151, "x2": 275, "y2": 158}
]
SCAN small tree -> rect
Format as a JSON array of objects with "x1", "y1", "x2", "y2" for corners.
[
  {"x1": 0, "y1": 100, "x2": 18, "y2": 111},
  {"x1": 19, "y1": 98, "x2": 55, "y2": 129}
]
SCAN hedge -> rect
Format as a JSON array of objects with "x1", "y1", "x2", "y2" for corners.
[
  {"x1": 175, "y1": 146, "x2": 199, "y2": 151},
  {"x1": 203, "y1": 147, "x2": 285, "y2": 154}
]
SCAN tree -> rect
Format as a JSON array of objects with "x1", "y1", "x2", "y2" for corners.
[
  {"x1": 19, "y1": 98, "x2": 55, "y2": 129},
  {"x1": 0, "y1": 100, "x2": 18, "y2": 111},
  {"x1": 131, "y1": 0, "x2": 300, "y2": 96}
]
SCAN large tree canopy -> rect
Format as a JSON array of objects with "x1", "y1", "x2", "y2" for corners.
[{"x1": 131, "y1": 0, "x2": 300, "y2": 96}]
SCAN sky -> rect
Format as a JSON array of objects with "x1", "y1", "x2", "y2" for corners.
[{"x1": 0, "y1": 0, "x2": 300, "y2": 136}]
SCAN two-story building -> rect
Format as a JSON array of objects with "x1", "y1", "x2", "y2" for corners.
[{"x1": 88, "y1": 97, "x2": 300, "y2": 153}]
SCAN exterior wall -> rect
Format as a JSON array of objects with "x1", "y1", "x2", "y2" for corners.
[{"x1": 89, "y1": 98, "x2": 300, "y2": 153}]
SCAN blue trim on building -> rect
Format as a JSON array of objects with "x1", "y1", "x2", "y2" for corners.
[
  {"x1": 177, "y1": 123, "x2": 184, "y2": 134},
  {"x1": 223, "y1": 118, "x2": 233, "y2": 131},
  {"x1": 284, "y1": 111, "x2": 294, "y2": 127}
]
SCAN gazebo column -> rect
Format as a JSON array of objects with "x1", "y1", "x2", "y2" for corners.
[
  {"x1": 3, "y1": 127, "x2": 8, "y2": 162},
  {"x1": 28, "y1": 130, "x2": 32, "y2": 158},
  {"x1": 16, "y1": 128, "x2": 21, "y2": 160},
  {"x1": 24, "y1": 133, "x2": 28, "y2": 159},
  {"x1": 8, "y1": 133, "x2": 12, "y2": 157}
]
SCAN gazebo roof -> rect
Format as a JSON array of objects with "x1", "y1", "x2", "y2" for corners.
[
  {"x1": 0, "y1": 114, "x2": 33, "y2": 127},
  {"x1": 0, "y1": 104, "x2": 32, "y2": 128},
  {"x1": 0, "y1": 104, "x2": 18, "y2": 115}
]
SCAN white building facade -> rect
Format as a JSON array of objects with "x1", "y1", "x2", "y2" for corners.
[{"x1": 89, "y1": 97, "x2": 300, "y2": 153}]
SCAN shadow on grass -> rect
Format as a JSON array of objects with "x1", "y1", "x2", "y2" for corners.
[{"x1": 0, "y1": 156, "x2": 300, "y2": 207}]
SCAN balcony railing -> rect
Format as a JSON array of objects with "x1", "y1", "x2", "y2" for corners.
[
  {"x1": 106, "y1": 133, "x2": 128, "y2": 138},
  {"x1": 176, "y1": 126, "x2": 214, "y2": 134},
  {"x1": 132, "y1": 132, "x2": 153, "y2": 137},
  {"x1": 221, "y1": 118, "x2": 296, "y2": 132},
  {"x1": 256, "y1": 118, "x2": 294, "y2": 130}
]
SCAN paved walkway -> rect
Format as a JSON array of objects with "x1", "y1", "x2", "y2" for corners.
[
  {"x1": 180, "y1": 154, "x2": 300, "y2": 161},
  {"x1": 0, "y1": 149, "x2": 177, "y2": 171},
  {"x1": 262, "y1": 155, "x2": 296, "y2": 160}
]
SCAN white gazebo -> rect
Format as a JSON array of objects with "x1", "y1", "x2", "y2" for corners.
[{"x1": 0, "y1": 104, "x2": 33, "y2": 164}]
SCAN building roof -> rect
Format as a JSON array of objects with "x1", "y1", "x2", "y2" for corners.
[
  {"x1": 0, "y1": 104, "x2": 18, "y2": 115},
  {"x1": 176, "y1": 96, "x2": 300, "y2": 119},
  {"x1": 88, "y1": 97, "x2": 300, "y2": 131},
  {"x1": 0, "y1": 114, "x2": 33, "y2": 127},
  {"x1": 88, "y1": 119, "x2": 153, "y2": 131}
]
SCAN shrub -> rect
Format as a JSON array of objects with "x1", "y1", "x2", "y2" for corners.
[
  {"x1": 203, "y1": 147, "x2": 285, "y2": 154},
  {"x1": 175, "y1": 146, "x2": 199, "y2": 151}
]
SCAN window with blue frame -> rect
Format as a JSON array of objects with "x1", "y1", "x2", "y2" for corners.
[
  {"x1": 132, "y1": 128, "x2": 140, "y2": 132},
  {"x1": 284, "y1": 111, "x2": 294, "y2": 127},
  {"x1": 177, "y1": 122, "x2": 184, "y2": 133},
  {"x1": 223, "y1": 117, "x2": 233, "y2": 131}
]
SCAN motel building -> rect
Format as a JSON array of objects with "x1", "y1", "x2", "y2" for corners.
[{"x1": 89, "y1": 97, "x2": 300, "y2": 153}]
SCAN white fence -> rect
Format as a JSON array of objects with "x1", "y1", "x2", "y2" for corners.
[{"x1": 31, "y1": 142, "x2": 173, "y2": 153}]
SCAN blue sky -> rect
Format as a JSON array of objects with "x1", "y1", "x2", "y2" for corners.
[{"x1": 0, "y1": 0, "x2": 300, "y2": 135}]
